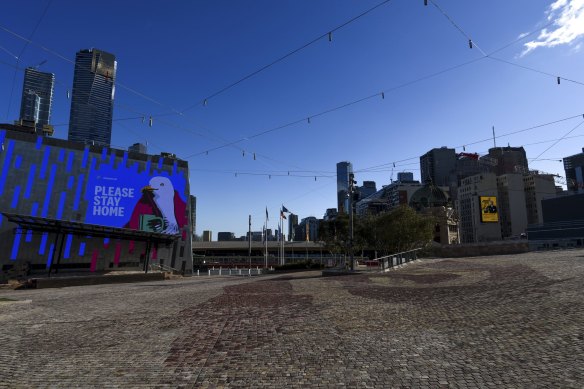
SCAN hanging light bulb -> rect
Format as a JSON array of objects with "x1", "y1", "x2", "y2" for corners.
[
  {"x1": 242, "y1": 150, "x2": 245, "y2": 157},
  {"x1": 468, "y1": 39, "x2": 473, "y2": 49},
  {"x1": 66, "y1": 90, "x2": 70, "y2": 99},
  {"x1": 314, "y1": 176, "x2": 317, "y2": 181},
  {"x1": 557, "y1": 77, "x2": 561, "y2": 84},
  {"x1": 381, "y1": 92, "x2": 385, "y2": 99},
  {"x1": 149, "y1": 116, "x2": 153, "y2": 127},
  {"x1": 203, "y1": 99, "x2": 208, "y2": 106},
  {"x1": 307, "y1": 117, "x2": 311, "y2": 124},
  {"x1": 463, "y1": 145, "x2": 466, "y2": 151},
  {"x1": 424, "y1": 0, "x2": 428, "y2": 5},
  {"x1": 253, "y1": 152, "x2": 256, "y2": 160},
  {"x1": 141, "y1": 116, "x2": 145, "y2": 124},
  {"x1": 235, "y1": 172, "x2": 237, "y2": 177},
  {"x1": 328, "y1": 32, "x2": 332, "y2": 42}
]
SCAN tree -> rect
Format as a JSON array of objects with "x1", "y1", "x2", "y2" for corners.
[{"x1": 372, "y1": 205, "x2": 434, "y2": 255}]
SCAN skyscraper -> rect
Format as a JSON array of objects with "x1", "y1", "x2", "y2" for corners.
[
  {"x1": 19, "y1": 67, "x2": 55, "y2": 135},
  {"x1": 563, "y1": 148, "x2": 584, "y2": 192},
  {"x1": 68, "y1": 48, "x2": 116, "y2": 146},
  {"x1": 420, "y1": 147, "x2": 457, "y2": 186},
  {"x1": 336, "y1": 161, "x2": 353, "y2": 214}
]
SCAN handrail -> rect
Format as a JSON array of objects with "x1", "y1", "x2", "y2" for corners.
[{"x1": 374, "y1": 248, "x2": 423, "y2": 271}]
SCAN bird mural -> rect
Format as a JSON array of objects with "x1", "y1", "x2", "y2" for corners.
[{"x1": 124, "y1": 176, "x2": 187, "y2": 234}]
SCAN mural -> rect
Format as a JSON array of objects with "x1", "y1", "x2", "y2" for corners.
[{"x1": 85, "y1": 162, "x2": 187, "y2": 234}]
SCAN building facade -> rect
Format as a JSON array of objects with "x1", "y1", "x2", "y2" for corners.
[
  {"x1": 19, "y1": 67, "x2": 55, "y2": 135},
  {"x1": 484, "y1": 146, "x2": 528, "y2": 176},
  {"x1": 202, "y1": 231, "x2": 212, "y2": 242},
  {"x1": 68, "y1": 49, "x2": 117, "y2": 146},
  {"x1": 0, "y1": 129, "x2": 192, "y2": 275},
  {"x1": 129, "y1": 142, "x2": 147, "y2": 154},
  {"x1": 458, "y1": 173, "x2": 502, "y2": 243},
  {"x1": 420, "y1": 147, "x2": 457, "y2": 186},
  {"x1": 336, "y1": 161, "x2": 353, "y2": 214},
  {"x1": 563, "y1": 148, "x2": 584, "y2": 192}
]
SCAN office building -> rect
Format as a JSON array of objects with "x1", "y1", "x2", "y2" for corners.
[
  {"x1": 420, "y1": 147, "x2": 457, "y2": 186},
  {"x1": 202, "y1": 231, "x2": 212, "y2": 242},
  {"x1": 484, "y1": 146, "x2": 528, "y2": 176},
  {"x1": 523, "y1": 174, "x2": 556, "y2": 224},
  {"x1": 295, "y1": 217, "x2": 319, "y2": 242},
  {"x1": 358, "y1": 181, "x2": 377, "y2": 200},
  {"x1": 129, "y1": 142, "x2": 147, "y2": 154},
  {"x1": 19, "y1": 67, "x2": 55, "y2": 135},
  {"x1": 563, "y1": 148, "x2": 584, "y2": 192},
  {"x1": 288, "y1": 213, "x2": 298, "y2": 241},
  {"x1": 396, "y1": 172, "x2": 414, "y2": 182},
  {"x1": 458, "y1": 173, "x2": 502, "y2": 243},
  {"x1": 336, "y1": 161, "x2": 353, "y2": 214},
  {"x1": 68, "y1": 48, "x2": 117, "y2": 146}
]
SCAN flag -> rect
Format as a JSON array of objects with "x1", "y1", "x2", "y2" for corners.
[
  {"x1": 265, "y1": 207, "x2": 269, "y2": 221},
  {"x1": 280, "y1": 210, "x2": 287, "y2": 219},
  {"x1": 282, "y1": 205, "x2": 289, "y2": 213}
]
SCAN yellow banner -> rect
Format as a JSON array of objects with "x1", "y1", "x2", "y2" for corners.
[{"x1": 480, "y1": 196, "x2": 499, "y2": 223}]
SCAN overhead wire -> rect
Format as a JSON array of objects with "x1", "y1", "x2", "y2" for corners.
[
  {"x1": 4, "y1": 0, "x2": 53, "y2": 121},
  {"x1": 178, "y1": 0, "x2": 395, "y2": 114}
]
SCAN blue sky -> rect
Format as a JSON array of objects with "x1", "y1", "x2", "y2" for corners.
[{"x1": 1, "y1": 0, "x2": 584, "y2": 238}]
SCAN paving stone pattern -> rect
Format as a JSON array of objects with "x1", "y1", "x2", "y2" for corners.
[{"x1": 1, "y1": 250, "x2": 583, "y2": 388}]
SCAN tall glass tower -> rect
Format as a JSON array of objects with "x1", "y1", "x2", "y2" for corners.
[
  {"x1": 19, "y1": 67, "x2": 55, "y2": 135},
  {"x1": 68, "y1": 48, "x2": 116, "y2": 146},
  {"x1": 337, "y1": 161, "x2": 353, "y2": 214}
]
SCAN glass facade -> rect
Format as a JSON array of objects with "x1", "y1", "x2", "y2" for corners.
[
  {"x1": 19, "y1": 67, "x2": 55, "y2": 134},
  {"x1": 68, "y1": 49, "x2": 116, "y2": 146},
  {"x1": 336, "y1": 161, "x2": 352, "y2": 214}
]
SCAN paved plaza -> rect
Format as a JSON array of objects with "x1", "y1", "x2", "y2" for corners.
[{"x1": 1, "y1": 250, "x2": 583, "y2": 388}]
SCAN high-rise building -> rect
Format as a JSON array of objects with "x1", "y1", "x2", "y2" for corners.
[
  {"x1": 68, "y1": 48, "x2": 117, "y2": 146},
  {"x1": 420, "y1": 147, "x2": 457, "y2": 186},
  {"x1": 288, "y1": 213, "x2": 298, "y2": 241},
  {"x1": 202, "y1": 230, "x2": 212, "y2": 242},
  {"x1": 483, "y1": 146, "x2": 528, "y2": 176},
  {"x1": 336, "y1": 161, "x2": 353, "y2": 214},
  {"x1": 563, "y1": 148, "x2": 584, "y2": 192},
  {"x1": 19, "y1": 67, "x2": 55, "y2": 135},
  {"x1": 217, "y1": 232, "x2": 235, "y2": 241}
]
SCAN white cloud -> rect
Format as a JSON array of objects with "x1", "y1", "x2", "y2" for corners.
[{"x1": 522, "y1": 0, "x2": 584, "y2": 56}]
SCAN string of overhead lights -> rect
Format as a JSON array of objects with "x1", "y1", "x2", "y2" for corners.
[{"x1": 1, "y1": 3, "x2": 581, "y2": 177}]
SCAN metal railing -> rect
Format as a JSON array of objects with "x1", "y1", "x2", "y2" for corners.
[{"x1": 374, "y1": 248, "x2": 422, "y2": 271}]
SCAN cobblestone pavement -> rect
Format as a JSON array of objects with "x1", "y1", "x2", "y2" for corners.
[{"x1": 1, "y1": 250, "x2": 583, "y2": 388}]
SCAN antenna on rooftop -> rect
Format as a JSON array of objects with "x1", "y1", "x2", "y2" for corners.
[{"x1": 492, "y1": 126, "x2": 496, "y2": 148}]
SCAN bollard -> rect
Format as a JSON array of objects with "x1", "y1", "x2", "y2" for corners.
[
  {"x1": 239, "y1": 269, "x2": 242, "y2": 275},
  {"x1": 208, "y1": 269, "x2": 211, "y2": 276},
  {"x1": 229, "y1": 268, "x2": 232, "y2": 275},
  {"x1": 219, "y1": 267, "x2": 222, "y2": 276},
  {"x1": 197, "y1": 270, "x2": 199, "y2": 277}
]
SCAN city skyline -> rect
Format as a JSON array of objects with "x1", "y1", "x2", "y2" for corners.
[{"x1": 1, "y1": 0, "x2": 583, "y2": 237}]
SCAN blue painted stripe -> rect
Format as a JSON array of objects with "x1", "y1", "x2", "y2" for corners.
[
  {"x1": 64, "y1": 234, "x2": 73, "y2": 259},
  {"x1": 0, "y1": 130, "x2": 5, "y2": 145},
  {"x1": 58, "y1": 149, "x2": 65, "y2": 162},
  {"x1": 0, "y1": 215, "x2": 3, "y2": 227},
  {"x1": 39, "y1": 232, "x2": 48, "y2": 255},
  {"x1": 89, "y1": 156, "x2": 96, "y2": 172},
  {"x1": 10, "y1": 228, "x2": 22, "y2": 260},
  {"x1": 46, "y1": 243, "x2": 55, "y2": 268},
  {"x1": 35, "y1": 136, "x2": 42, "y2": 150},
  {"x1": 39, "y1": 145, "x2": 51, "y2": 179},
  {"x1": 25, "y1": 229, "x2": 33, "y2": 242},
  {"x1": 14, "y1": 155, "x2": 22, "y2": 169},
  {"x1": 73, "y1": 174, "x2": 84, "y2": 211},
  {"x1": 145, "y1": 159, "x2": 151, "y2": 174},
  {"x1": 56, "y1": 192, "x2": 66, "y2": 219},
  {"x1": 81, "y1": 147, "x2": 89, "y2": 168},
  {"x1": 79, "y1": 241, "x2": 86, "y2": 256},
  {"x1": 0, "y1": 140, "x2": 15, "y2": 196},
  {"x1": 31, "y1": 202, "x2": 39, "y2": 216},
  {"x1": 30, "y1": 202, "x2": 39, "y2": 216},
  {"x1": 10, "y1": 186, "x2": 21, "y2": 208},
  {"x1": 172, "y1": 160, "x2": 178, "y2": 176},
  {"x1": 158, "y1": 157, "x2": 163, "y2": 169},
  {"x1": 66, "y1": 151, "x2": 75, "y2": 172},
  {"x1": 24, "y1": 164, "x2": 36, "y2": 199},
  {"x1": 104, "y1": 237, "x2": 110, "y2": 246},
  {"x1": 102, "y1": 147, "x2": 108, "y2": 161},
  {"x1": 122, "y1": 151, "x2": 128, "y2": 167},
  {"x1": 41, "y1": 165, "x2": 57, "y2": 218},
  {"x1": 67, "y1": 175, "x2": 74, "y2": 190}
]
